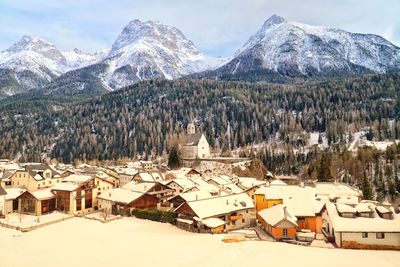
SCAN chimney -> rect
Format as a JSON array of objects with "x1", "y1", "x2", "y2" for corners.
[{"x1": 283, "y1": 206, "x2": 288, "y2": 218}]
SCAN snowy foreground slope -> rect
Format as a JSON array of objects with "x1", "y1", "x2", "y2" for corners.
[{"x1": 0, "y1": 217, "x2": 399, "y2": 267}]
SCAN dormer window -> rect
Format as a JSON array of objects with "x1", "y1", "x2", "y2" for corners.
[{"x1": 376, "y1": 206, "x2": 394, "y2": 220}]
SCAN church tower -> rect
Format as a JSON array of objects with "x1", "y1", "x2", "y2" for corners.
[{"x1": 187, "y1": 122, "x2": 196, "y2": 135}]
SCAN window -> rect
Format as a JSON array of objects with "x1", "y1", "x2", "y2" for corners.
[
  {"x1": 362, "y1": 232, "x2": 368, "y2": 238},
  {"x1": 242, "y1": 219, "x2": 245, "y2": 223},
  {"x1": 283, "y1": 229, "x2": 288, "y2": 237},
  {"x1": 376, "y1": 233, "x2": 385, "y2": 239}
]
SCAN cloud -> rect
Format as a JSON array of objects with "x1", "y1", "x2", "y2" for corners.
[{"x1": 0, "y1": 0, "x2": 399, "y2": 56}]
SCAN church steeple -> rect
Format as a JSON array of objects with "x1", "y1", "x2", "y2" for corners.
[{"x1": 187, "y1": 122, "x2": 196, "y2": 135}]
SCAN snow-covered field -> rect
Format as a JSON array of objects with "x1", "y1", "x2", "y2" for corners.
[
  {"x1": 0, "y1": 211, "x2": 72, "y2": 228},
  {"x1": 0, "y1": 217, "x2": 399, "y2": 267}
]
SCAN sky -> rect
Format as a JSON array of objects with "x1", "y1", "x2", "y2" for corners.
[{"x1": 0, "y1": 0, "x2": 399, "y2": 57}]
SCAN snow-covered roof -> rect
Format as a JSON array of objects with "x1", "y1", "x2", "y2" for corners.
[
  {"x1": 257, "y1": 204, "x2": 298, "y2": 227},
  {"x1": 30, "y1": 188, "x2": 55, "y2": 200},
  {"x1": 336, "y1": 204, "x2": 357, "y2": 213},
  {"x1": 52, "y1": 182, "x2": 79, "y2": 192},
  {"x1": 176, "y1": 218, "x2": 193, "y2": 225},
  {"x1": 376, "y1": 206, "x2": 392, "y2": 214},
  {"x1": 0, "y1": 162, "x2": 20, "y2": 170},
  {"x1": 189, "y1": 184, "x2": 223, "y2": 195},
  {"x1": 5, "y1": 188, "x2": 26, "y2": 200},
  {"x1": 178, "y1": 190, "x2": 213, "y2": 202},
  {"x1": 222, "y1": 183, "x2": 244, "y2": 194},
  {"x1": 122, "y1": 182, "x2": 156, "y2": 193},
  {"x1": 180, "y1": 193, "x2": 254, "y2": 219},
  {"x1": 167, "y1": 178, "x2": 196, "y2": 189},
  {"x1": 255, "y1": 185, "x2": 318, "y2": 217},
  {"x1": 355, "y1": 203, "x2": 373, "y2": 213},
  {"x1": 138, "y1": 173, "x2": 155, "y2": 182},
  {"x1": 325, "y1": 203, "x2": 400, "y2": 232},
  {"x1": 116, "y1": 168, "x2": 138, "y2": 176},
  {"x1": 270, "y1": 179, "x2": 287, "y2": 186},
  {"x1": 33, "y1": 173, "x2": 44, "y2": 181},
  {"x1": 237, "y1": 177, "x2": 266, "y2": 189},
  {"x1": 63, "y1": 174, "x2": 92, "y2": 183},
  {"x1": 315, "y1": 182, "x2": 361, "y2": 197},
  {"x1": 150, "y1": 172, "x2": 162, "y2": 181},
  {"x1": 167, "y1": 168, "x2": 200, "y2": 179},
  {"x1": 207, "y1": 176, "x2": 232, "y2": 185},
  {"x1": 336, "y1": 195, "x2": 359, "y2": 205},
  {"x1": 201, "y1": 217, "x2": 226, "y2": 228},
  {"x1": 98, "y1": 188, "x2": 145, "y2": 204}
]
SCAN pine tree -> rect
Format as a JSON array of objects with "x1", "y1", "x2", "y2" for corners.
[
  {"x1": 361, "y1": 172, "x2": 374, "y2": 200},
  {"x1": 167, "y1": 145, "x2": 181, "y2": 169},
  {"x1": 317, "y1": 152, "x2": 332, "y2": 182}
]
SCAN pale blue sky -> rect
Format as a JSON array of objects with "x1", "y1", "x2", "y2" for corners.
[{"x1": 0, "y1": 0, "x2": 399, "y2": 57}]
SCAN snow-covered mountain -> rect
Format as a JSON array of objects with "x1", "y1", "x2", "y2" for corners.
[
  {"x1": 0, "y1": 36, "x2": 66, "y2": 91},
  {"x1": 0, "y1": 36, "x2": 105, "y2": 97},
  {"x1": 41, "y1": 19, "x2": 228, "y2": 95},
  {"x1": 103, "y1": 19, "x2": 227, "y2": 89},
  {"x1": 62, "y1": 48, "x2": 108, "y2": 70},
  {"x1": 205, "y1": 15, "x2": 400, "y2": 81}
]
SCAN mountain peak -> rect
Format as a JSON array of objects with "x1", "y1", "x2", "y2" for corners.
[
  {"x1": 6, "y1": 35, "x2": 56, "y2": 54},
  {"x1": 262, "y1": 15, "x2": 287, "y2": 29}
]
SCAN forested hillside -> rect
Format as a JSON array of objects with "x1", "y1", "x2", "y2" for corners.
[{"x1": 0, "y1": 73, "x2": 399, "y2": 165}]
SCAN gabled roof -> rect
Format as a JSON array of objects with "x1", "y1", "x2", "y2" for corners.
[
  {"x1": 4, "y1": 188, "x2": 26, "y2": 200},
  {"x1": 122, "y1": 181, "x2": 157, "y2": 193},
  {"x1": 201, "y1": 217, "x2": 226, "y2": 228},
  {"x1": 258, "y1": 204, "x2": 298, "y2": 227},
  {"x1": 98, "y1": 188, "x2": 146, "y2": 204},
  {"x1": 166, "y1": 178, "x2": 196, "y2": 190},
  {"x1": 336, "y1": 204, "x2": 357, "y2": 213},
  {"x1": 137, "y1": 172, "x2": 155, "y2": 182},
  {"x1": 24, "y1": 163, "x2": 60, "y2": 178},
  {"x1": 255, "y1": 185, "x2": 318, "y2": 217},
  {"x1": 167, "y1": 168, "x2": 201, "y2": 179},
  {"x1": 0, "y1": 186, "x2": 6, "y2": 196},
  {"x1": 237, "y1": 177, "x2": 266, "y2": 190},
  {"x1": 63, "y1": 174, "x2": 92, "y2": 183},
  {"x1": 185, "y1": 132, "x2": 203, "y2": 146},
  {"x1": 52, "y1": 182, "x2": 79, "y2": 192},
  {"x1": 315, "y1": 182, "x2": 362, "y2": 197},
  {"x1": 0, "y1": 170, "x2": 16, "y2": 180},
  {"x1": 171, "y1": 190, "x2": 213, "y2": 202},
  {"x1": 325, "y1": 203, "x2": 400, "y2": 232},
  {"x1": 177, "y1": 193, "x2": 254, "y2": 219},
  {"x1": 30, "y1": 188, "x2": 55, "y2": 200}
]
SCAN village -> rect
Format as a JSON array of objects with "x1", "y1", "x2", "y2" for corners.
[{"x1": 0, "y1": 123, "x2": 399, "y2": 251}]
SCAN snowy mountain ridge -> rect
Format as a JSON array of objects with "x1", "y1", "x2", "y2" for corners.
[
  {"x1": 226, "y1": 15, "x2": 400, "y2": 77},
  {"x1": 102, "y1": 19, "x2": 227, "y2": 89}
]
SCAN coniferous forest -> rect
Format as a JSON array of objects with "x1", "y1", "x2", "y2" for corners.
[{"x1": 0, "y1": 72, "x2": 400, "y2": 199}]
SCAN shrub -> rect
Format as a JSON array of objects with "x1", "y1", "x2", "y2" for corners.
[{"x1": 131, "y1": 209, "x2": 177, "y2": 224}]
